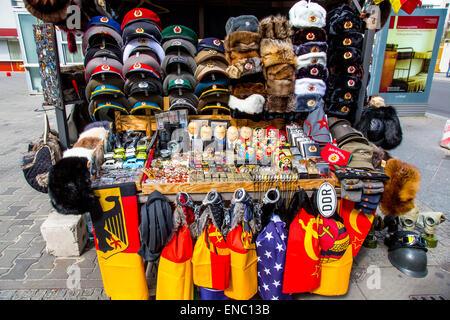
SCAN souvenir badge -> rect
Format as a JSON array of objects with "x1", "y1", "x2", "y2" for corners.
[
  {"x1": 306, "y1": 32, "x2": 315, "y2": 40},
  {"x1": 341, "y1": 106, "x2": 350, "y2": 113},
  {"x1": 310, "y1": 67, "x2": 319, "y2": 76},
  {"x1": 348, "y1": 79, "x2": 355, "y2": 87},
  {"x1": 307, "y1": 99, "x2": 316, "y2": 107},
  {"x1": 311, "y1": 58, "x2": 318, "y2": 64},
  {"x1": 100, "y1": 17, "x2": 109, "y2": 23},
  {"x1": 343, "y1": 38, "x2": 352, "y2": 46},
  {"x1": 134, "y1": 9, "x2": 143, "y2": 17},
  {"x1": 173, "y1": 26, "x2": 182, "y2": 33},
  {"x1": 344, "y1": 21, "x2": 353, "y2": 29},
  {"x1": 101, "y1": 65, "x2": 110, "y2": 71},
  {"x1": 213, "y1": 39, "x2": 221, "y2": 46},
  {"x1": 344, "y1": 51, "x2": 352, "y2": 59},
  {"x1": 310, "y1": 46, "x2": 319, "y2": 53},
  {"x1": 309, "y1": 15, "x2": 317, "y2": 23},
  {"x1": 136, "y1": 27, "x2": 144, "y2": 33},
  {"x1": 347, "y1": 66, "x2": 356, "y2": 74},
  {"x1": 316, "y1": 182, "x2": 337, "y2": 218},
  {"x1": 308, "y1": 85, "x2": 316, "y2": 92},
  {"x1": 344, "y1": 92, "x2": 352, "y2": 100}
]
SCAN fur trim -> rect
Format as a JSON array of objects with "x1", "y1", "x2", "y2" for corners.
[
  {"x1": 78, "y1": 126, "x2": 108, "y2": 141},
  {"x1": 265, "y1": 94, "x2": 295, "y2": 113},
  {"x1": 232, "y1": 82, "x2": 266, "y2": 99},
  {"x1": 229, "y1": 94, "x2": 265, "y2": 114},
  {"x1": 380, "y1": 158, "x2": 421, "y2": 216},
  {"x1": 73, "y1": 137, "x2": 103, "y2": 150},
  {"x1": 260, "y1": 38, "x2": 296, "y2": 68},
  {"x1": 24, "y1": 0, "x2": 70, "y2": 24},
  {"x1": 63, "y1": 147, "x2": 94, "y2": 160},
  {"x1": 294, "y1": 78, "x2": 326, "y2": 96},
  {"x1": 226, "y1": 50, "x2": 260, "y2": 66},
  {"x1": 259, "y1": 15, "x2": 293, "y2": 40},
  {"x1": 224, "y1": 31, "x2": 261, "y2": 53}
]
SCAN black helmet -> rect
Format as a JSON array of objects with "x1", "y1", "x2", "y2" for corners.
[{"x1": 387, "y1": 230, "x2": 428, "y2": 278}]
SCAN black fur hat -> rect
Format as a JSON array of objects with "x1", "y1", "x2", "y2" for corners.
[
  {"x1": 327, "y1": 74, "x2": 361, "y2": 91},
  {"x1": 327, "y1": 4, "x2": 364, "y2": 36},
  {"x1": 296, "y1": 63, "x2": 329, "y2": 81},
  {"x1": 355, "y1": 105, "x2": 403, "y2": 150},
  {"x1": 328, "y1": 31, "x2": 364, "y2": 52},
  {"x1": 328, "y1": 47, "x2": 363, "y2": 67},
  {"x1": 48, "y1": 157, "x2": 98, "y2": 216}
]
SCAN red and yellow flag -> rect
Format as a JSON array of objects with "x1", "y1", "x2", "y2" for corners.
[
  {"x1": 282, "y1": 209, "x2": 321, "y2": 294},
  {"x1": 224, "y1": 223, "x2": 258, "y2": 300},
  {"x1": 339, "y1": 199, "x2": 375, "y2": 257},
  {"x1": 156, "y1": 225, "x2": 194, "y2": 300},
  {"x1": 192, "y1": 223, "x2": 230, "y2": 290},
  {"x1": 389, "y1": 0, "x2": 422, "y2": 14}
]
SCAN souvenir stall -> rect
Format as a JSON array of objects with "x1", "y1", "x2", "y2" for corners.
[{"x1": 22, "y1": 0, "x2": 436, "y2": 301}]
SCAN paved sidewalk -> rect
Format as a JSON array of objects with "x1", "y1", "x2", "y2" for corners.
[{"x1": 0, "y1": 73, "x2": 448, "y2": 300}]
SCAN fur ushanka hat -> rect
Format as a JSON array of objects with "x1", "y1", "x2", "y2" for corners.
[
  {"x1": 224, "y1": 31, "x2": 261, "y2": 53},
  {"x1": 232, "y1": 82, "x2": 266, "y2": 99},
  {"x1": 380, "y1": 158, "x2": 421, "y2": 216},
  {"x1": 294, "y1": 78, "x2": 326, "y2": 97},
  {"x1": 264, "y1": 63, "x2": 296, "y2": 95},
  {"x1": 327, "y1": 4, "x2": 364, "y2": 36},
  {"x1": 225, "y1": 15, "x2": 259, "y2": 35},
  {"x1": 48, "y1": 124, "x2": 109, "y2": 218},
  {"x1": 293, "y1": 41, "x2": 328, "y2": 56},
  {"x1": 296, "y1": 63, "x2": 329, "y2": 81},
  {"x1": 260, "y1": 38, "x2": 297, "y2": 68},
  {"x1": 292, "y1": 27, "x2": 328, "y2": 45},
  {"x1": 289, "y1": 0, "x2": 327, "y2": 28},
  {"x1": 329, "y1": 62, "x2": 364, "y2": 78},
  {"x1": 355, "y1": 105, "x2": 403, "y2": 150},
  {"x1": 259, "y1": 15, "x2": 293, "y2": 40},
  {"x1": 328, "y1": 31, "x2": 364, "y2": 52},
  {"x1": 328, "y1": 47, "x2": 363, "y2": 67}
]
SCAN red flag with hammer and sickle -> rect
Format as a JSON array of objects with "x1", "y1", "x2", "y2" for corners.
[
  {"x1": 283, "y1": 207, "x2": 321, "y2": 294},
  {"x1": 339, "y1": 199, "x2": 374, "y2": 257}
]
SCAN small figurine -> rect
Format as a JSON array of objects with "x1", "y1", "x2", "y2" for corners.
[
  {"x1": 240, "y1": 126, "x2": 253, "y2": 147},
  {"x1": 214, "y1": 125, "x2": 227, "y2": 151},
  {"x1": 227, "y1": 126, "x2": 239, "y2": 151}
]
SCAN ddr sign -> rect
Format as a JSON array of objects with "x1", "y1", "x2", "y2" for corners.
[{"x1": 316, "y1": 182, "x2": 337, "y2": 218}]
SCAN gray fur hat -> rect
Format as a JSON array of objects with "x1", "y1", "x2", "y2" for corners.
[{"x1": 226, "y1": 15, "x2": 259, "y2": 35}]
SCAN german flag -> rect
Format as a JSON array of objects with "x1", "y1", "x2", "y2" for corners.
[
  {"x1": 156, "y1": 225, "x2": 194, "y2": 300},
  {"x1": 92, "y1": 182, "x2": 148, "y2": 300}
]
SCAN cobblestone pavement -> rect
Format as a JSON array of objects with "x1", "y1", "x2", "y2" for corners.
[{"x1": 0, "y1": 73, "x2": 448, "y2": 300}]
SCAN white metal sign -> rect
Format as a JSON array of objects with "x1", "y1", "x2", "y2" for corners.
[{"x1": 316, "y1": 182, "x2": 337, "y2": 218}]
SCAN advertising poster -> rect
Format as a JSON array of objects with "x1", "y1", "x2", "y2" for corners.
[{"x1": 368, "y1": 8, "x2": 447, "y2": 110}]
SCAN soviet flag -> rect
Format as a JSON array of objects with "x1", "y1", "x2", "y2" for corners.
[{"x1": 339, "y1": 199, "x2": 374, "y2": 257}]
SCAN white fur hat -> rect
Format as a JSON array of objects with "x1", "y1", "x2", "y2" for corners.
[
  {"x1": 294, "y1": 78, "x2": 326, "y2": 96},
  {"x1": 289, "y1": 1, "x2": 326, "y2": 28},
  {"x1": 296, "y1": 51, "x2": 327, "y2": 69},
  {"x1": 228, "y1": 94, "x2": 265, "y2": 114},
  {"x1": 63, "y1": 147, "x2": 95, "y2": 160}
]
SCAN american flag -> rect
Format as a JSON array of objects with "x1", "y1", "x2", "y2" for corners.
[{"x1": 256, "y1": 214, "x2": 292, "y2": 300}]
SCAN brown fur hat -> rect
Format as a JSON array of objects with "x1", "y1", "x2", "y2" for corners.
[
  {"x1": 232, "y1": 82, "x2": 266, "y2": 99},
  {"x1": 264, "y1": 63, "x2": 296, "y2": 81},
  {"x1": 291, "y1": 27, "x2": 327, "y2": 45},
  {"x1": 224, "y1": 31, "x2": 261, "y2": 53},
  {"x1": 380, "y1": 158, "x2": 421, "y2": 216},
  {"x1": 260, "y1": 38, "x2": 297, "y2": 68},
  {"x1": 265, "y1": 64, "x2": 295, "y2": 96},
  {"x1": 259, "y1": 15, "x2": 293, "y2": 40},
  {"x1": 226, "y1": 50, "x2": 260, "y2": 66},
  {"x1": 265, "y1": 94, "x2": 296, "y2": 113},
  {"x1": 73, "y1": 137, "x2": 103, "y2": 150}
]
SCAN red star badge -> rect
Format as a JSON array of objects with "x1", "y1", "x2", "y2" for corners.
[{"x1": 317, "y1": 116, "x2": 329, "y2": 130}]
